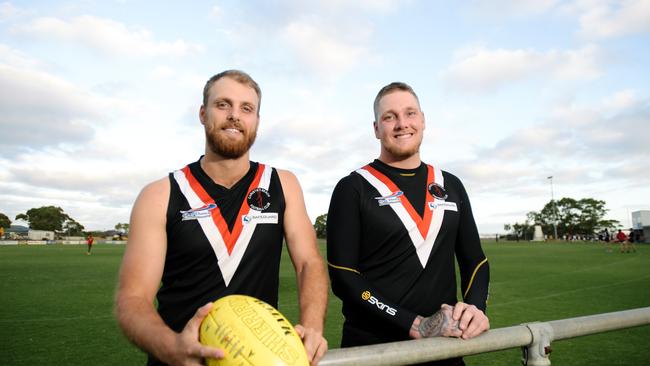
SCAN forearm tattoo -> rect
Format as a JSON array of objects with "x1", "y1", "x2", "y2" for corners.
[{"x1": 417, "y1": 310, "x2": 456, "y2": 338}]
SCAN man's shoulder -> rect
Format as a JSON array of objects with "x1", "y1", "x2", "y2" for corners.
[
  {"x1": 440, "y1": 169, "x2": 460, "y2": 181},
  {"x1": 436, "y1": 168, "x2": 463, "y2": 186},
  {"x1": 138, "y1": 176, "x2": 171, "y2": 203},
  {"x1": 331, "y1": 169, "x2": 370, "y2": 196},
  {"x1": 340, "y1": 166, "x2": 370, "y2": 183}
]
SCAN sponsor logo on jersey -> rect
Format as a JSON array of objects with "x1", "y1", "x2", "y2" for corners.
[
  {"x1": 241, "y1": 212, "x2": 279, "y2": 225},
  {"x1": 427, "y1": 182, "x2": 448, "y2": 200},
  {"x1": 374, "y1": 191, "x2": 404, "y2": 206},
  {"x1": 180, "y1": 203, "x2": 217, "y2": 220},
  {"x1": 361, "y1": 290, "x2": 397, "y2": 316},
  {"x1": 428, "y1": 201, "x2": 458, "y2": 211},
  {"x1": 247, "y1": 187, "x2": 271, "y2": 211}
]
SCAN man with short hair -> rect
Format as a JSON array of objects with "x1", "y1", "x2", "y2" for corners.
[
  {"x1": 327, "y1": 82, "x2": 490, "y2": 365},
  {"x1": 115, "y1": 70, "x2": 329, "y2": 366}
]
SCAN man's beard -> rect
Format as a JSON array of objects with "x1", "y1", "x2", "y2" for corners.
[
  {"x1": 206, "y1": 122, "x2": 257, "y2": 159},
  {"x1": 383, "y1": 136, "x2": 422, "y2": 160}
]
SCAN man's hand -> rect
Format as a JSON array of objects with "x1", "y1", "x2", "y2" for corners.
[
  {"x1": 451, "y1": 302, "x2": 489, "y2": 339},
  {"x1": 409, "y1": 304, "x2": 462, "y2": 339},
  {"x1": 165, "y1": 303, "x2": 225, "y2": 366},
  {"x1": 295, "y1": 324, "x2": 328, "y2": 366}
]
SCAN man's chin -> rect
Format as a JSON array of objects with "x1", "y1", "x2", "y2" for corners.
[
  {"x1": 206, "y1": 131, "x2": 256, "y2": 159},
  {"x1": 216, "y1": 146, "x2": 250, "y2": 159},
  {"x1": 385, "y1": 146, "x2": 419, "y2": 160}
]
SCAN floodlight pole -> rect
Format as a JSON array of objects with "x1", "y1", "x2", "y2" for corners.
[{"x1": 547, "y1": 176, "x2": 558, "y2": 240}]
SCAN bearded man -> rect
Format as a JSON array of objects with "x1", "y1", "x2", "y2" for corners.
[{"x1": 115, "y1": 70, "x2": 328, "y2": 366}]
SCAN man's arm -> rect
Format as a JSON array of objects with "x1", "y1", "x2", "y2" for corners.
[
  {"x1": 114, "y1": 178, "x2": 224, "y2": 366},
  {"x1": 452, "y1": 173, "x2": 490, "y2": 339},
  {"x1": 277, "y1": 170, "x2": 328, "y2": 366}
]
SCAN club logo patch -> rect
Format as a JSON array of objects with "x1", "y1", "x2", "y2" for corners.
[
  {"x1": 428, "y1": 183, "x2": 448, "y2": 200},
  {"x1": 374, "y1": 191, "x2": 403, "y2": 206},
  {"x1": 180, "y1": 203, "x2": 217, "y2": 220},
  {"x1": 247, "y1": 188, "x2": 271, "y2": 211}
]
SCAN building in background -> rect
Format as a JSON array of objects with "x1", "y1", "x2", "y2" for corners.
[{"x1": 631, "y1": 211, "x2": 650, "y2": 243}]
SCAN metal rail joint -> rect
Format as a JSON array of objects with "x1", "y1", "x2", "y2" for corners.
[{"x1": 522, "y1": 322, "x2": 554, "y2": 366}]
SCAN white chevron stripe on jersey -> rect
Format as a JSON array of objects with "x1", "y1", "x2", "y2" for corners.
[
  {"x1": 356, "y1": 166, "x2": 447, "y2": 268},
  {"x1": 420, "y1": 167, "x2": 446, "y2": 266},
  {"x1": 173, "y1": 165, "x2": 273, "y2": 286},
  {"x1": 356, "y1": 168, "x2": 424, "y2": 262}
]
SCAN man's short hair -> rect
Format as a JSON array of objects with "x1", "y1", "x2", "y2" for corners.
[
  {"x1": 202, "y1": 70, "x2": 262, "y2": 115},
  {"x1": 373, "y1": 81, "x2": 420, "y2": 120}
]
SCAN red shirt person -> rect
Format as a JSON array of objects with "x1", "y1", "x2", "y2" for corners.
[{"x1": 86, "y1": 234, "x2": 94, "y2": 255}]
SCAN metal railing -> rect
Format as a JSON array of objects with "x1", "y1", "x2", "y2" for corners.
[{"x1": 320, "y1": 307, "x2": 650, "y2": 366}]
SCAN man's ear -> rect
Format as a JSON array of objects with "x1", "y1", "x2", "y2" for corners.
[
  {"x1": 422, "y1": 111, "x2": 426, "y2": 130},
  {"x1": 199, "y1": 105, "x2": 206, "y2": 125},
  {"x1": 373, "y1": 121, "x2": 380, "y2": 139}
]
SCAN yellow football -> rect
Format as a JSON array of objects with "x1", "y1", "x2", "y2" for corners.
[{"x1": 199, "y1": 295, "x2": 309, "y2": 366}]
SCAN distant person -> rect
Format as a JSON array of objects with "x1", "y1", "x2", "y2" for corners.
[
  {"x1": 86, "y1": 234, "x2": 94, "y2": 255},
  {"x1": 604, "y1": 229, "x2": 613, "y2": 252},
  {"x1": 327, "y1": 81, "x2": 489, "y2": 366},
  {"x1": 114, "y1": 70, "x2": 328, "y2": 366},
  {"x1": 617, "y1": 229, "x2": 636, "y2": 253},
  {"x1": 627, "y1": 229, "x2": 638, "y2": 252}
]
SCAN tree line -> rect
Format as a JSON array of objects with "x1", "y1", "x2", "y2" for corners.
[
  {"x1": 504, "y1": 197, "x2": 620, "y2": 240},
  {"x1": 0, "y1": 206, "x2": 129, "y2": 238}
]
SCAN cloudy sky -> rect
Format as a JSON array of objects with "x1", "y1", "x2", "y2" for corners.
[{"x1": 1, "y1": 0, "x2": 649, "y2": 234}]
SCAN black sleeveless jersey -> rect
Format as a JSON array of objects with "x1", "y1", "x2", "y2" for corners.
[
  {"x1": 148, "y1": 158, "x2": 285, "y2": 365},
  {"x1": 327, "y1": 160, "x2": 489, "y2": 348}
]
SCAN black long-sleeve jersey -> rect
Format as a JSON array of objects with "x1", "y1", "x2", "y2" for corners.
[{"x1": 327, "y1": 159, "x2": 489, "y2": 348}]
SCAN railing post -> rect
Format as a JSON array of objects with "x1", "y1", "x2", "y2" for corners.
[{"x1": 522, "y1": 322, "x2": 554, "y2": 366}]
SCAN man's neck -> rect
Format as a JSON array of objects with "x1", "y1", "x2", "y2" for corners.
[
  {"x1": 378, "y1": 152, "x2": 422, "y2": 169},
  {"x1": 200, "y1": 150, "x2": 251, "y2": 189}
]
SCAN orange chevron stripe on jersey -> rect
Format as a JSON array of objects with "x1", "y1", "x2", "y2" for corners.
[
  {"x1": 180, "y1": 164, "x2": 265, "y2": 255},
  {"x1": 363, "y1": 164, "x2": 434, "y2": 238}
]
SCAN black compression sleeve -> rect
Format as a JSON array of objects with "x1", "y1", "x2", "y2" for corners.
[
  {"x1": 327, "y1": 175, "x2": 418, "y2": 335},
  {"x1": 451, "y1": 174, "x2": 490, "y2": 312}
]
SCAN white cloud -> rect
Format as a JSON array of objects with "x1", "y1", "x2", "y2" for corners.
[
  {"x1": 443, "y1": 44, "x2": 602, "y2": 92},
  {"x1": 281, "y1": 19, "x2": 371, "y2": 76},
  {"x1": 210, "y1": 5, "x2": 222, "y2": 17},
  {"x1": 600, "y1": 89, "x2": 640, "y2": 113},
  {"x1": 0, "y1": 43, "x2": 40, "y2": 69},
  {"x1": 550, "y1": 44, "x2": 602, "y2": 80},
  {"x1": 11, "y1": 15, "x2": 204, "y2": 57},
  {"x1": 316, "y1": 0, "x2": 402, "y2": 14},
  {"x1": 456, "y1": 90, "x2": 650, "y2": 193},
  {"x1": 576, "y1": 0, "x2": 650, "y2": 39},
  {"x1": 468, "y1": 0, "x2": 650, "y2": 38},
  {"x1": 0, "y1": 63, "x2": 99, "y2": 152},
  {"x1": 0, "y1": 1, "x2": 21, "y2": 21},
  {"x1": 0, "y1": 44, "x2": 144, "y2": 155},
  {"x1": 467, "y1": 0, "x2": 560, "y2": 17},
  {"x1": 149, "y1": 65, "x2": 176, "y2": 80}
]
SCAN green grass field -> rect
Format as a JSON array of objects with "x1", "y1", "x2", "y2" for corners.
[{"x1": 1, "y1": 241, "x2": 649, "y2": 365}]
